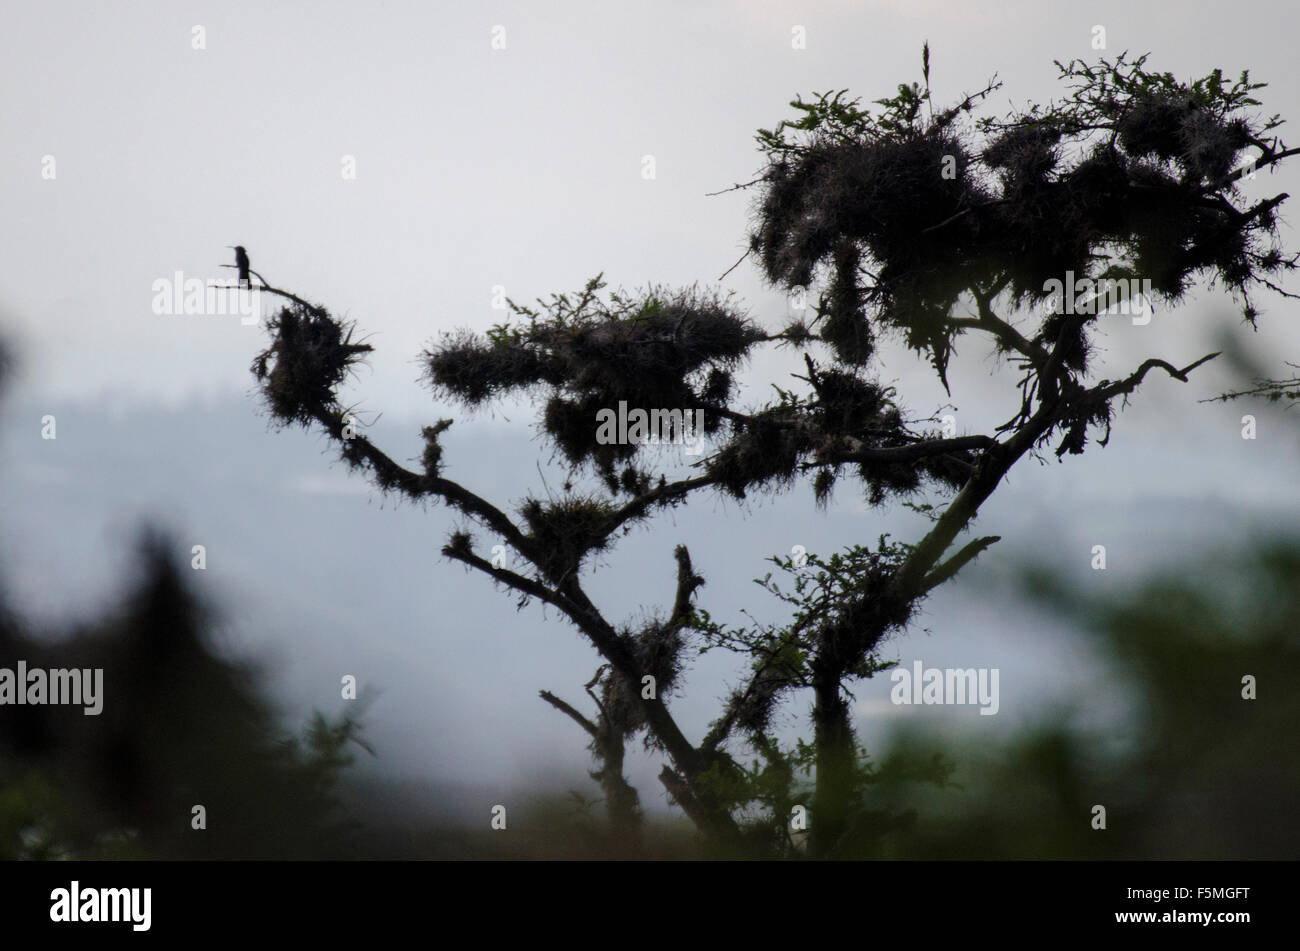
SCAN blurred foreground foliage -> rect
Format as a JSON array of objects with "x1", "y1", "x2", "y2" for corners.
[
  {"x1": 3, "y1": 529, "x2": 1292, "y2": 859},
  {"x1": 0, "y1": 531, "x2": 369, "y2": 860},
  {"x1": 785, "y1": 538, "x2": 1298, "y2": 860}
]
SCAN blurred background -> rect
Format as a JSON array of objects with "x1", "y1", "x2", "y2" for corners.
[{"x1": 1, "y1": 1, "x2": 1297, "y2": 857}]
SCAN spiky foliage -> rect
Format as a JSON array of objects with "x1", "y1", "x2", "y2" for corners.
[
  {"x1": 0, "y1": 530, "x2": 370, "y2": 859},
  {"x1": 695, "y1": 541, "x2": 912, "y2": 739},
  {"x1": 685, "y1": 542, "x2": 962, "y2": 854}
]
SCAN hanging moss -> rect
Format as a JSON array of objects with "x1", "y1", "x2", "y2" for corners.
[
  {"x1": 706, "y1": 409, "x2": 810, "y2": 500},
  {"x1": 821, "y1": 241, "x2": 875, "y2": 365},
  {"x1": 425, "y1": 331, "x2": 564, "y2": 406},
  {"x1": 1117, "y1": 92, "x2": 1250, "y2": 184},
  {"x1": 813, "y1": 468, "x2": 837, "y2": 507}
]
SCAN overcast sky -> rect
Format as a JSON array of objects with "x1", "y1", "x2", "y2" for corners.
[{"x1": 2, "y1": 1, "x2": 1298, "y2": 819}]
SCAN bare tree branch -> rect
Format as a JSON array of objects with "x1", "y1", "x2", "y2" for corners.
[
  {"x1": 538, "y1": 690, "x2": 599, "y2": 738},
  {"x1": 920, "y1": 535, "x2": 1001, "y2": 594}
]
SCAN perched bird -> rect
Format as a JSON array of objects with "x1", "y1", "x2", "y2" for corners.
[{"x1": 228, "y1": 245, "x2": 251, "y2": 287}]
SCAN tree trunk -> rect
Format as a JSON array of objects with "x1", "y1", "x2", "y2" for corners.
[
  {"x1": 810, "y1": 676, "x2": 856, "y2": 858},
  {"x1": 595, "y1": 728, "x2": 643, "y2": 852}
]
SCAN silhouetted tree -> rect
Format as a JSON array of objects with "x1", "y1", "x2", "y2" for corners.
[{"x1": 246, "y1": 49, "x2": 1295, "y2": 857}]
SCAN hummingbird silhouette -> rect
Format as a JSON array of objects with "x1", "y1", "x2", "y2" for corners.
[{"x1": 228, "y1": 245, "x2": 251, "y2": 287}]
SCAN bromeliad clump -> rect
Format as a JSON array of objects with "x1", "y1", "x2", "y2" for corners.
[
  {"x1": 520, "y1": 496, "x2": 618, "y2": 583},
  {"x1": 252, "y1": 306, "x2": 373, "y2": 427}
]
